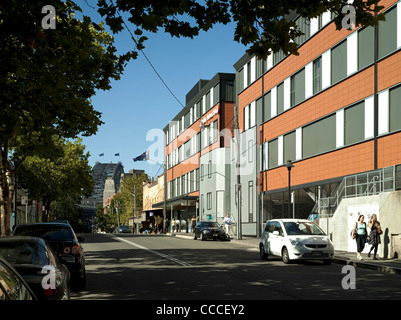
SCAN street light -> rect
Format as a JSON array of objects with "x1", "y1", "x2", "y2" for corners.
[{"x1": 285, "y1": 160, "x2": 294, "y2": 218}]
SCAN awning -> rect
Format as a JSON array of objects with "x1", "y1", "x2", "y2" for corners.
[{"x1": 152, "y1": 195, "x2": 198, "y2": 209}]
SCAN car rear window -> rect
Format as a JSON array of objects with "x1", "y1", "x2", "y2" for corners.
[
  {"x1": 0, "y1": 242, "x2": 48, "y2": 266},
  {"x1": 14, "y1": 225, "x2": 75, "y2": 241}
]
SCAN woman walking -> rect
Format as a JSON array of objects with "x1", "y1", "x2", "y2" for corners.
[
  {"x1": 351, "y1": 215, "x2": 368, "y2": 260},
  {"x1": 368, "y1": 214, "x2": 382, "y2": 260}
]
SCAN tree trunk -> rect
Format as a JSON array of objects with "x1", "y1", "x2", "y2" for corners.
[{"x1": 0, "y1": 167, "x2": 14, "y2": 236}]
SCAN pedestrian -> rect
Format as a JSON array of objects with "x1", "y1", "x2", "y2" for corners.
[
  {"x1": 368, "y1": 214, "x2": 382, "y2": 260},
  {"x1": 191, "y1": 215, "x2": 196, "y2": 233},
  {"x1": 351, "y1": 214, "x2": 368, "y2": 260},
  {"x1": 224, "y1": 213, "x2": 232, "y2": 235}
]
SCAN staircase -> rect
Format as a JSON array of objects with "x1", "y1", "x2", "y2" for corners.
[{"x1": 313, "y1": 166, "x2": 396, "y2": 217}]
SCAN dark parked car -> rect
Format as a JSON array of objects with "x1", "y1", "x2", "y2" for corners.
[
  {"x1": 13, "y1": 222, "x2": 86, "y2": 288},
  {"x1": 0, "y1": 237, "x2": 70, "y2": 300},
  {"x1": 193, "y1": 221, "x2": 229, "y2": 241},
  {"x1": 113, "y1": 225, "x2": 130, "y2": 233},
  {"x1": 0, "y1": 257, "x2": 37, "y2": 300}
]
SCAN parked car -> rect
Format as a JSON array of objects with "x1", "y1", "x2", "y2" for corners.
[
  {"x1": 193, "y1": 221, "x2": 229, "y2": 241},
  {"x1": 0, "y1": 257, "x2": 37, "y2": 300},
  {"x1": 13, "y1": 222, "x2": 86, "y2": 287},
  {"x1": 259, "y1": 219, "x2": 334, "y2": 264},
  {"x1": 0, "y1": 237, "x2": 70, "y2": 300},
  {"x1": 113, "y1": 225, "x2": 130, "y2": 233}
]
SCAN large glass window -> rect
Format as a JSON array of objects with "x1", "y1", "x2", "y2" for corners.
[
  {"x1": 291, "y1": 68, "x2": 305, "y2": 107},
  {"x1": 389, "y1": 85, "x2": 401, "y2": 132},
  {"x1": 302, "y1": 114, "x2": 336, "y2": 158},
  {"x1": 344, "y1": 101, "x2": 365, "y2": 146},
  {"x1": 378, "y1": 6, "x2": 397, "y2": 60},
  {"x1": 268, "y1": 139, "x2": 278, "y2": 169},
  {"x1": 284, "y1": 131, "x2": 296, "y2": 163},
  {"x1": 263, "y1": 91, "x2": 271, "y2": 122},
  {"x1": 331, "y1": 40, "x2": 347, "y2": 85},
  {"x1": 313, "y1": 57, "x2": 322, "y2": 94},
  {"x1": 277, "y1": 82, "x2": 284, "y2": 114},
  {"x1": 358, "y1": 26, "x2": 374, "y2": 70}
]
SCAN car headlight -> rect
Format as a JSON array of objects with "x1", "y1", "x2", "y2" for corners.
[{"x1": 290, "y1": 240, "x2": 302, "y2": 247}]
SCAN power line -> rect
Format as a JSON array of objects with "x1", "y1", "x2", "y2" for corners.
[{"x1": 107, "y1": 0, "x2": 185, "y2": 108}]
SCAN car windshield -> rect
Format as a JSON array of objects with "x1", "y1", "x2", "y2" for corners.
[
  {"x1": 0, "y1": 242, "x2": 48, "y2": 266},
  {"x1": 283, "y1": 221, "x2": 326, "y2": 236},
  {"x1": 201, "y1": 222, "x2": 220, "y2": 228},
  {"x1": 14, "y1": 225, "x2": 75, "y2": 241}
]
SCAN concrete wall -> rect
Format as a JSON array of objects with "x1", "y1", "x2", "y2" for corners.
[{"x1": 319, "y1": 190, "x2": 401, "y2": 258}]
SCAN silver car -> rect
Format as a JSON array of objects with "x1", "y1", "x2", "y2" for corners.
[{"x1": 259, "y1": 219, "x2": 335, "y2": 264}]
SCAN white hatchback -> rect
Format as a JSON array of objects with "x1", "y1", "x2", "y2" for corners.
[{"x1": 259, "y1": 219, "x2": 335, "y2": 264}]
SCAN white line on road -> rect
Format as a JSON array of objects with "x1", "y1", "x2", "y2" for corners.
[{"x1": 107, "y1": 234, "x2": 192, "y2": 267}]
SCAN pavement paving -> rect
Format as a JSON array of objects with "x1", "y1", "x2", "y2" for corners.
[{"x1": 167, "y1": 231, "x2": 401, "y2": 275}]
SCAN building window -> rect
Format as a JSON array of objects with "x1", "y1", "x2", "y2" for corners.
[
  {"x1": 248, "y1": 181, "x2": 253, "y2": 222},
  {"x1": 313, "y1": 57, "x2": 322, "y2": 94},
  {"x1": 237, "y1": 68, "x2": 244, "y2": 92},
  {"x1": 344, "y1": 101, "x2": 365, "y2": 146},
  {"x1": 206, "y1": 91, "x2": 211, "y2": 111},
  {"x1": 201, "y1": 164, "x2": 204, "y2": 181},
  {"x1": 331, "y1": 40, "x2": 347, "y2": 85},
  {"x1": 378, "y1": 6, "x2": 397, "y2": 60},
  {"x1": 263, "y1": 91, "x2": 271, "y2": 122},
  {"x1": 248, "y1": 140, "x2": 253, "y2": 163},
  {"x1": 283, "y1": 131, "x2": 296, "y2": 163},
  {"x1": 302, "y1": 114, "x2": 336, "y2": 158},
  {"x1": 290, "y1": 68, "x2": 305, "y2": 107},
  {"x1": 390, "y1": 85, "x2": 401, "y2": 133},
  {"x1": 208, "y1": 160, "x2": 212, "y2": 179},
  {"x1": 213, "y1": 83, "x2": 220, "y2": 106},
  {"x1": 358, "y1": 25, "x2": 374, "y2": 70},
  {"x1": 207, "y1": 192, "x2": 212, "y2": 210},
  {"x1": 268, "y1": 138, "x2": 278, "y2": 169},
  {"x1": 277, "y1": 82, "x2": 284, "y2": 114}
]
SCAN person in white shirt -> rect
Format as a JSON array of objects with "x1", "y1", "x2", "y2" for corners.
[{"x1": 224, "y1": 213, "x2": 232, "y2": 235}]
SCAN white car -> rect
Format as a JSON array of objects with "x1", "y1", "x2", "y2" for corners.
[{"x1": 259, "y1": 219, "x2": 334, "y2": 264}]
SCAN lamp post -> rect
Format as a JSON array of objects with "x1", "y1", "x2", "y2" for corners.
[{"x1": 285, "y1": 160, "x2": 294, "y2": 218}]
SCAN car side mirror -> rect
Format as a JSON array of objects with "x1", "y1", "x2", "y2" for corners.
[{"x1": 273, "y1": 231, "x2": 279, "y2": 236}]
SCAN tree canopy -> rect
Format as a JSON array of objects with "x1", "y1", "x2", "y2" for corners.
[{"x1": 96, "y1": 0, "x2": 385, "y2": 59}]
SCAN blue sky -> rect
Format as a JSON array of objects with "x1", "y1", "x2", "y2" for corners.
[{"x1": 76, "y1": 0, "x2": 248, "y2": 179}]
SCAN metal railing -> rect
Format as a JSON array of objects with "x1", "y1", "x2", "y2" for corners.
[{"x1": 314, "y1": 166, "x2": 396, "y2": 217}]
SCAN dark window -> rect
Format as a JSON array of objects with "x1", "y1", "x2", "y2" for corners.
[
  {"x1": 313, "y1": 57, "x2": 322, "y2": 94},
  {"x1": 331, "y1": 40, "x2": 347, "y2": 85},
  {"x1": 390, "y1": 85, "x2": 401, "y2": 132},
  {"x1": 358, "y1": 26, "x2": 374, "y2": 70},
  {"x1": 378, "y1": 6, "x2": 397, "y2": 60},
  {"x1": 344, "y1": 101, "x2": 365, "y2": 145}
]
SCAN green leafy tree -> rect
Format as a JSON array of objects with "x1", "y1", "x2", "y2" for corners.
[
  {"x1": 96, "y1": 0, "x2": 385, "y2": 59},
  {"x1": 96, "y1": 203, "x2": 117, "y2": 233},
  {"x1": 113, "y1": 173, "x2": 148, "y2": 225},
  {"x1": 18, "y1": 136, "x2": 94, "y2": 222},
  {"x1": 0, "y1": 0, "x2": 134, "y2": 235}
]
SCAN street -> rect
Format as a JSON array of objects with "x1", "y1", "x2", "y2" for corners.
[{"x1": 71, "y1": 233, "x2": 401, "y2": 300}]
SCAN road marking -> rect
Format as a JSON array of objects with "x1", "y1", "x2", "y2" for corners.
[{"x1": 107, "y1": 234, "x2": 192, "y2": 267}]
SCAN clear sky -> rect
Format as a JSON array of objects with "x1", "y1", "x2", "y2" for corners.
[{"x1": 76, "y1": 0, "x2": 248, "y2": 179}]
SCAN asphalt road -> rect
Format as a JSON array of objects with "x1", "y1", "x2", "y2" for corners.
[{"x1": 70, "y1": 233, "x2": 401, "y2": 300}]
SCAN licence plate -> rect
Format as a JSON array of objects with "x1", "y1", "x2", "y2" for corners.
[{"x1": 311, "y1": 251, "x2": 322, "y2": 256}]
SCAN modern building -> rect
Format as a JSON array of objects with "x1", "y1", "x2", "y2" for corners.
[
  {"x1": 232, "y1": 0, "x2": 401, "y2": 256},
  {"x1": 162, "y1": 73, "x2": 235, "y2": 231}
]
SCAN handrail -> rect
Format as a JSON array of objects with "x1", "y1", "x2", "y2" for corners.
[{"x1": 314, "y1": 166, "x2": 396, "y2": 217}]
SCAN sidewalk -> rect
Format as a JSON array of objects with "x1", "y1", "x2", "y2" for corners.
[{"x1": 167, "y1": 232, "x2": 401, "y2": 275}]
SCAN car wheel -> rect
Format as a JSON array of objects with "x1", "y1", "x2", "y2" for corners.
[
  {"x1": 193, "y1": 232, "x2": 197, "y2": 240},
  {"x1": 259, "y1": 244, "x2": 268, "y2": 260},
  {"x1": 200, "y1": 232, "x2": 206, "y2": 241},
  {"x1": 282, "y1": 247, "x2": 291, "y2": 264}
]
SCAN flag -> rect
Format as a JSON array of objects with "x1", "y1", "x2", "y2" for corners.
[
  {"x1": 99, "y1": 153, "x2": 104, "y2": 157},
  {"x1": 133, "y1": 151, "x2": 149, "y2": 162},
  {"x1": 115, "y1": 153, "x2": 120, "y2": 156}
]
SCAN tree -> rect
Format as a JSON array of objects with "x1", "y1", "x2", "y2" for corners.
[
  {"x1": 0, "y1": 1, "x2": 134, "y2": 235},
  {"x1": 18, "y1": 136, "x2": 94, "y2": 222},
  {"x1": 96, "y1": 0, "x2": 385, "y2": 59},
  {"x1": 96, "y1": 203, "x2": 117, "y2": 233},
  {"x1": 113, "y1": 173, "x2": 148, "y2": 225}
]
